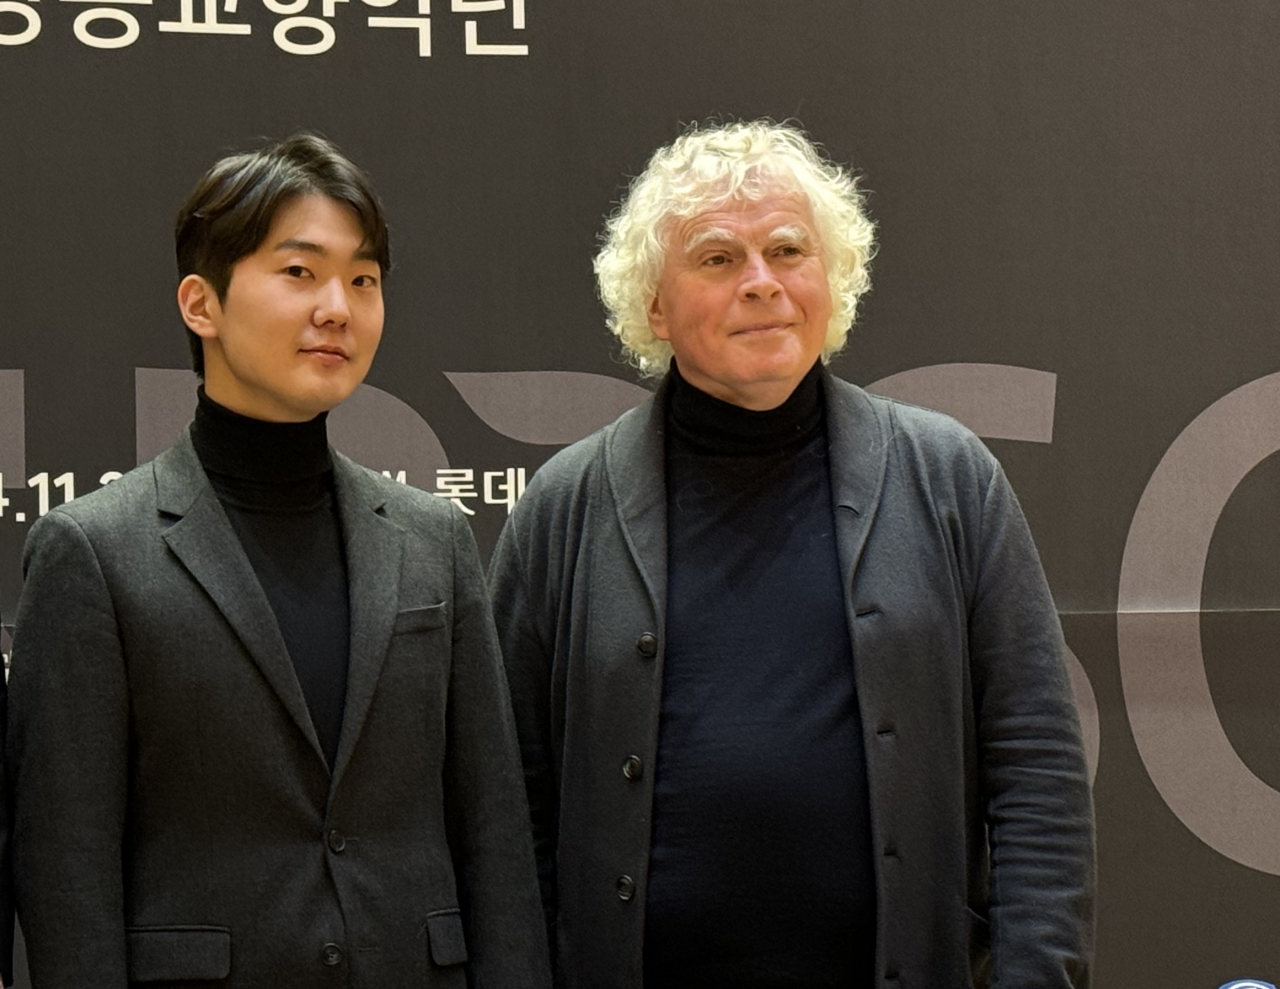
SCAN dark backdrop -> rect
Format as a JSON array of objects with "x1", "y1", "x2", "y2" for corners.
[{"x1": 4, "y1": 0, "x2": 1280, "y2": 984}]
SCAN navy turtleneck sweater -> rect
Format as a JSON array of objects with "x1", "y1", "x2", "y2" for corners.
[
  {"x1": 190, "y1": 388, "x2": 350, "y2": 770},
  {"x1": 643, "y1": 362, "x2": 876, "y2": 989}
]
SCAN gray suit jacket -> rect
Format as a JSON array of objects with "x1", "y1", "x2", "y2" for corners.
[
  {"x1": 7, "y1": 429, "x2": 550, "y2": 989},
  {"x1": 0, "y1": 613, "x2": 12, "y2": 988},
  {"x1": 489, "y1": 373, "x2": 1095, "y2": 989}
]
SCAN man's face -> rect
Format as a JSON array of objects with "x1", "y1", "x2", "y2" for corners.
[
  {"x1": 647, "y1": 192, "x2": 832, "y2": 410},
  {"x1": 190, "y1": 194, "x2": 384, "y2": 422}
]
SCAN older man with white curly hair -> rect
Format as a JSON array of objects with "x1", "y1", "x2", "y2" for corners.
[{"x1": 489, "y1": 120, "x2": 1095, "y2": 989}]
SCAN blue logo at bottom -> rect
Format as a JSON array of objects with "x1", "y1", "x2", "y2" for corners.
[{"x1": 1218, "y1": 981, "x2": 1277, "y2": 989}]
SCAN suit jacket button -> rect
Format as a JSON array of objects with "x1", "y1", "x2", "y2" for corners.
[
  {"x1": 327, "y1": 829, "x2": 346, "y2": 853},
  {"x1": 616, "y1": 875, "x2": 636, "y2": 901},
  {"x1": 622, "y1": 755, "x2": 643, "y2": 781},
  {"x1": 636, "y1": 633, "x2": 658, "y2": 658},
  {"x1": 321, "y1": 943, "x2": 343, "y2": 966}
]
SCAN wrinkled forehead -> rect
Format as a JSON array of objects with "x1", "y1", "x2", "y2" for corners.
[
  {"x1": 660, "y1": 190, "x2": 818, "y2": 261},
  {"x1": 655, "y1": 153, "x2": 813, "y2": 252}
]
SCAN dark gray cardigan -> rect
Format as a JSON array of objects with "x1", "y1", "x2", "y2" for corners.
[{"x1": 489, "y1": 372, "x2": 1095, "y2": 989}]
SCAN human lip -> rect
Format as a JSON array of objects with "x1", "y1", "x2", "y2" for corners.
[
  {"x1": 731, "y1": 321, "x2": 793, "y2": 335},
  {"x1": 300, "y1": 345, "x2": 350, "y2": 364}
]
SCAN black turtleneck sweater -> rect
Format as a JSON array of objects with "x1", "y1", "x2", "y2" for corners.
[
  {"x1": 191, "y1": 389, "x2": 350, "y2": 770},
  {"x1": 643, "y1": 363, "x2": 875, "y2": 989}
]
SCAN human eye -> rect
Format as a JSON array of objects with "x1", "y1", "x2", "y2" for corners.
[
  {"x1": 283, "y1": 264, "x2": 311, "y2": 278},
  {"x1": 352, "y1": 273, "x2": 380, "y2": 288},
  {"x1": 701, "y1": 251, "x2": 731, "y2": 267}
]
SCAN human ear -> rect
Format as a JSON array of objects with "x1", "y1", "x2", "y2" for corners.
[
  {"x1": 177, "y1": 274, "x2": 221, "y2": 340},
  {"x1": 647, "y1": 292, "x2": 671, "y2": 341}
]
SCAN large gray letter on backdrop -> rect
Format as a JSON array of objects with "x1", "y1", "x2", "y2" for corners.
[{"x1": 1118, "y1": 372, "x2": 1280, "y2": 875}]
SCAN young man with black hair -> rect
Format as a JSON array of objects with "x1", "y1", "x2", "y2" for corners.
[{"x1": 7, "y1": 134, "x2": 549, "y2": 989}]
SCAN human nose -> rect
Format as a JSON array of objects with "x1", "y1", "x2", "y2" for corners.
[
  {"x1": 738, "y1": 252, "x2": 783, "y2": 302},
  {"x1": 314, "y1": 277, "x2": 351, "y2": 326}
]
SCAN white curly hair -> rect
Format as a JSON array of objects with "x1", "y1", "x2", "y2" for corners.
[{"x1": 593, "y1": 120, "x2": 877, "y2": 377}]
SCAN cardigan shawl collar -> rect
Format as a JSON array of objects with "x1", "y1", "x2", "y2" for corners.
[{"x1": 602, "y1": 369, "x2": 890, "y2": 625}]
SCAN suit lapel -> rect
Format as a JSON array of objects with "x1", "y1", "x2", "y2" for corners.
[
  {"x1": 605, "y1": 382, "x2": 669, "y2": 626},
  {"x1": 824, "y1": 373, "x2": 890, "y2": 592},
  {"x1": 329, "y1": 453, "x2": 403, "y2": 788},
  {"x1": 156, "y1": 430, "x2": 327, "y2": 767}
]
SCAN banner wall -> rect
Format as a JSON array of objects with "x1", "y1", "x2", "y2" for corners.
[{"x1": 5, "y1": 0, "x2": 1280, "y2": 984}]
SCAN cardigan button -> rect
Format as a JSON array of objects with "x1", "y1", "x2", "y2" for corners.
[
  {"x1": 320, "y1": 943, "x2": 343, "y2": 966},
  {"x1": 622, "y1": 755, "x2": 643, "y2": 781},
  {"x1": 327, "y1": 829, "x2": 346, "y2": 853},
  {"x1": 616, "y1": 875, "x2": 636, "y2": 901},
  {"x1": 636, "y1": 633, "x2": 658, "y2": 658}
]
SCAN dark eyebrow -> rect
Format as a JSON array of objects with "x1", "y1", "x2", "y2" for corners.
[
  {"x1": 274, "y1": 238, "x2": 326, "y2": 255},
  {"x1": 274, "y1": 239, "x2": 380, "y2": 265}
]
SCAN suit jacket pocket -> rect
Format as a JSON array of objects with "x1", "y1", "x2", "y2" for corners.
[
  {"x1": 393, "y1": 603, "x2": 447, "y2": 635},
  {"x1": 425, "y1": 908, "x2": 468, "y2": 966},
  {"x1": 127, "y1": 925, "x2": 231, "y2": 982}
]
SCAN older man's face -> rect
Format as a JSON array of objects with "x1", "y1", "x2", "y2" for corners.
[{"x1": 647, "y1": 192, "x2": 832, "y2": 411}]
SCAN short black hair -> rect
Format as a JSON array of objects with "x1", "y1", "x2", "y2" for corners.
[{"x1": 174, "y1": 132, "x2": 391, "y2": 376}]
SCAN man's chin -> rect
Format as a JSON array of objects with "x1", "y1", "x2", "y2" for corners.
[{"x1": 296, "y1": 372, "x2": 366, "y2": 414}]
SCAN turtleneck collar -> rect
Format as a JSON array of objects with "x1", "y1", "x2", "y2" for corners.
[
  {"x1": 666, "y1": 360, "x2": 825, "y2": 457},
  {"x1": 192, "y1": 387, "x2": 332, "y2": 482}
]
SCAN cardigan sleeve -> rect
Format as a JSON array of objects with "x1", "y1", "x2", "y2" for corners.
[
  {"x1": 487, "y1": 503, "x2": 561, "y2": 958},
  {"x1": 967, "y1": 461, "x2": 1096, "y2": 988}
]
